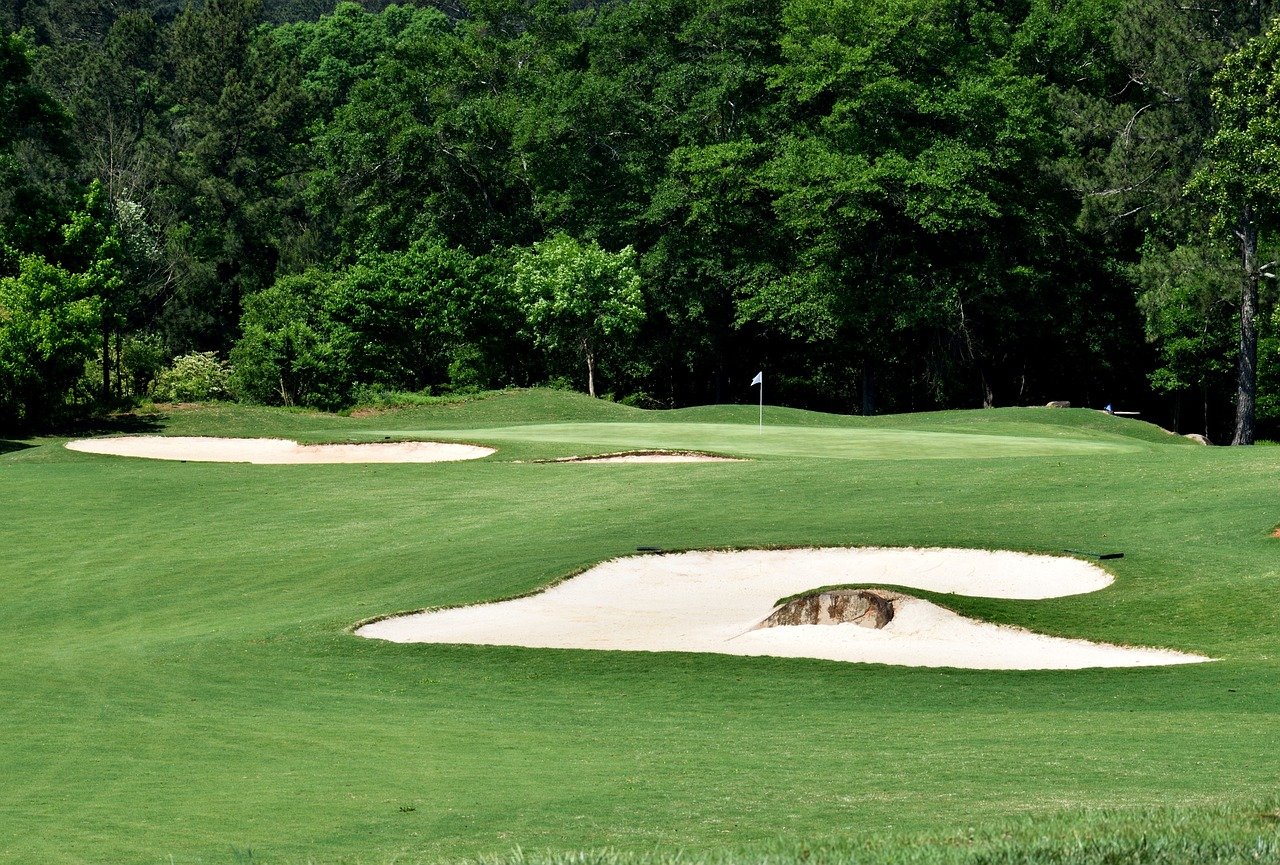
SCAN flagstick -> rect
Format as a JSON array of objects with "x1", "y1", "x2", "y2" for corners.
[{"x1": 758, "y1": 381, "x2": 763, "y2": 430}]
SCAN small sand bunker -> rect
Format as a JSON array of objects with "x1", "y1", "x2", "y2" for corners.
[
  {"x1": 549, "y1": 451, "x2": 743, "y2": 463},
  {"x1": 358, "y1": 547, "x2": 1210, "y2": 670},
  {"x1": 65, "y1": 436, "x2": 494, "y2": 464}
]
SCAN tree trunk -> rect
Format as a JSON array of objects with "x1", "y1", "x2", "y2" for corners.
[
  {"x1": 101, "y1": 321, "x2": 111, "y2": 404},
  {"x1": 1203, "y1": 383, "x2": 1210, "y2": 441},
  {"x1": 277, "y1": 374, "x2": 293, "y2": 407},
  {"x1": 114, "y1": 331, "x2": 123, "y2": 399},
  {"x1": 583, "y1": 338, "x2": 596, "y2": 398},
  {"x1": 861, "y1": 362, "x2": 876, "y2": 416},
  {"x1": 1232, "y1": 207, "x2": 1259, "y2": 445}
]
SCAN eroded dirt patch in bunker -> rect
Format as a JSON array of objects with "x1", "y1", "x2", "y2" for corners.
[{"x1": 761, "y1": 589, "x2": 898, "y2": 629}]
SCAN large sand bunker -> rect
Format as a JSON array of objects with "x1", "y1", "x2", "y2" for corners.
[
  {"x1": 358, "y1": 548, "x2": 1211, "y2": 669},
  {"x1": 65, "y1": 436, "x2": 494, "y2": 464}
]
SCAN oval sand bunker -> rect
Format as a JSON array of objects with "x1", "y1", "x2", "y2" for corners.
[
  {"x1": 358, "y1": 547, "x2": 1211, "y2": 670},
  {"x1": 66, "y1": 436, "x2": 494, "y2": 464}
]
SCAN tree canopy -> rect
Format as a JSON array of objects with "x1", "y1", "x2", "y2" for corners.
[
  {"x1": 4, "y1": 0, "x2": 1280, "y2": 439},
  {"x1": 514, "y1": 233, "x2": 644, "y2": 398}
]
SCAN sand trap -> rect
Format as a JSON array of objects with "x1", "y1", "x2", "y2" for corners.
[
  {"x1": 358, "y1": 547, "x2": 1211, "y2": 669},
  {"x1": 548, "y1": 451, "x2": 743, "y2": 463},
  {"x1": 65, "y1": 436, "x2": 494, "y2": 464}
]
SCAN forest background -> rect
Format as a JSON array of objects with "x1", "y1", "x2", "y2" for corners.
[{"x1": 3, "y1": 0, "x2": 1280, "y2": 442}]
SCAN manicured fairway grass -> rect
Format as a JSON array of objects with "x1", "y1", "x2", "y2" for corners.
[
  {"x1": 4, "y1": 390, "x2": 1280, "y2": 864},
  {"x1": 364, "y1": 421, "x2": 1145, "y2": 460}
]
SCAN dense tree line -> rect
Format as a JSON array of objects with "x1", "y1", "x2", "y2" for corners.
[{"x1": 2, "y1": 0, "x2": 1279, "y2": 440}]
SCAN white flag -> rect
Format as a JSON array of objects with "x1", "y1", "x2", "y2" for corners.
[{"x1": 751, "y1": 371, "x2": 762, "y2": 386}]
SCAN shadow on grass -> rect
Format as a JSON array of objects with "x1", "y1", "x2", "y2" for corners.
[
  {"x1": 2, "y1": 410, "x2": 166, "y2": 446},
  {"x1": 60, "y1": 411, "x2": 166, "y2": 437}
]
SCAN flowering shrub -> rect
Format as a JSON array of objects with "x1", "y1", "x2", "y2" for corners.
[{"x1": 148, "y1": 351, "x2": 232, "y2": 402}]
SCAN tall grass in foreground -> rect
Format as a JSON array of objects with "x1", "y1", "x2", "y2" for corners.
[{"x1": 462, "y1": 803, "x2": 1280, "y2": 865}]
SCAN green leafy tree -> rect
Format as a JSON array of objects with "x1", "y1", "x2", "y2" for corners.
[
  {"x1": 514, "y1": 233, "x2": 644, "y2": 397},
  {"x1": 1190, "y1": 19, "x2": 1280, "y2": 444},
  {"x1": 231, "y1": 271, "x2": 346, "y2": 407},
  {"x1": 1135, "y1": 242, "x2": 1238, "y2": 436},
  {"x1": 17, "y1": 0, "x2": 1275, "y2": 423},
  {"x1": 232, "y1": 238, "x2": 520, "y2": 407},
  {"x1": 60, "y1": 181, "x2": 125, "y2": 403},
  {"x1": 0, "y1": 255, "x2": 101, "y2": 430},
  {"x1": 644, "y1": 139, "x2": 779, "y2": 403},
  {"x1": 0, "y1": 31, "x2": 72, "y2": 256},
  {"x1": 272, "y1": 2, "x2": 443, "y2": 129},
  {"x1": 1034, "y1": 0, "x2": 1222, "y2": 236},
  {"x1": 35, "y1": 9, "x2": 164, "y2": 205},
  {"x1": 5, "y1": 0, "x2": 154, "y2": 46},
  {"x1": 752, "y1": 0, "x2": 1070, "y2": 413},
  {"x1": 0, "y1": 182, "x2": 122, "y2": 430},
  {"x1": 607, "y1": 0, "x2": 782, "y2": 403},
  {"x1": 1040, "y1": 0, "x2": 1278, "y2": 440},
  {"x1": 43, "y1": 10, "x2": 170, "y2": 316},
  {"x1": 331, "y1": 238, "x2": 516, "y2": 392},
  {"x1": 158, "y1": 0, "x2": 309, "y2": 349},
  {"x1": 305, "y1": 0, "x2": 563, "y2": 256}
]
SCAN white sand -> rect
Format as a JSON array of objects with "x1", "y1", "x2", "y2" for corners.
[
  {"x1": 65, "y1": 436, "x2": 495, "y2": 464},
  {"x1": 358, "y1": 547, "x2": 1210, "y2": 669}
]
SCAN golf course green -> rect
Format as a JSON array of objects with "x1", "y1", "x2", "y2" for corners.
[{"x1": 4, "y1": 389, "x2": 1280, "y2": 864}]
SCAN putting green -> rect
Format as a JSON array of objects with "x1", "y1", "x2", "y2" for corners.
[{"x1": 359, "y1": 421, "x2": 1146, "y2": 460}]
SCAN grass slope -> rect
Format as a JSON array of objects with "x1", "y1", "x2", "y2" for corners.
[{"x1": 3, "y1": 390, "x2": 1277, "y2": 864}]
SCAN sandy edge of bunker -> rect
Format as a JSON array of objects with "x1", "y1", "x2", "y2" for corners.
[
  {"x1": 65, "y1": 435, "x2": 495, "y2": 464},
  {"x1": 357, "y1": 547, "x2": 1212, "y2": 670}
]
